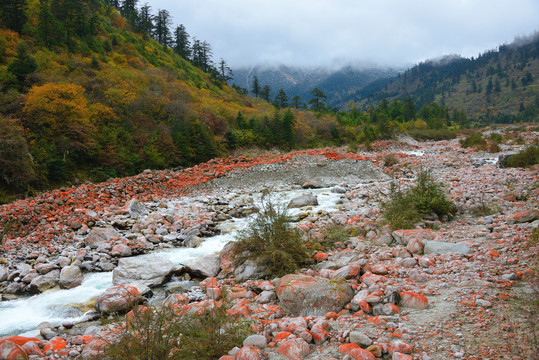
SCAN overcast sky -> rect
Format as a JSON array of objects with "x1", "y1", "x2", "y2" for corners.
[{"x1": 149, "y1": 0, "x2": 539, "y2": 68}]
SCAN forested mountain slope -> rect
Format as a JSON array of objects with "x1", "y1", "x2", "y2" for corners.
[{"x1": 354, "y1": 33, "x2": 539, "y2": 122}]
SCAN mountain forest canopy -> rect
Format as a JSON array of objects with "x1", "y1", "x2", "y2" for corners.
[{"x1": 0, "y1": 0, "x2": 535, "y2": 203}]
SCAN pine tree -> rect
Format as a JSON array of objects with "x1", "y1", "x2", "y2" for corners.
[
  {"x1": 252, "y1": 76, "x2": 260, "y2": 98},
  {"x1": 308, "y1": 88, "x2": 327, "y2": 111},
  {"x1": 7, "y1": 42, "x2": 37, "y2": 89},
  {"x1": 136, "y1": 3, "x2": 154, "y2": 35},
  {"x1": 218, "y1": 58, "x2": 232, "y2": 81},
  {"x1": 281, "y1": 109, "x2": 295, "y2": 148},
  {"x1": 274, "y1": 88, "x2": 289, "y2": 109},
  {"x1": 154, "y1": 9, "x2": 172, "y2": 46},
  {"x1": 173, "y1": 24, "x2": 191, "y2": 58},
  {"x1": 0, "y1": 0, "x2": 28, "y2": 33},
  {"x1": 291, "y1": 95, "x2": 303, "y2": 109},
  {"x1": 260, "y1": 85, "x2": 271, "y2": 102}
]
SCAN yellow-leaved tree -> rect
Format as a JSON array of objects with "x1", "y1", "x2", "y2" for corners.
[{"x1": 23, "y1": 83, "x2": 95, "y2": 181}]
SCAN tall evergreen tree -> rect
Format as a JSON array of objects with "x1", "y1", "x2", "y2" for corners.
[
  {"x1": 291, "y1": 95, "x2": 303, "y2": 109},
  {"x1": 274, "y1": 88, "x2": 289, "y2": 109},
  {"x1": 252, "y1": 76, "x2": 260, "y2": 98},
  {"x1": 120, "y1": 0, "x2": 138, "y2": 24},
  {"x1": 173, "y1": 24, "x2": 191, "y2": 58},
  {"x1": 281, "y1": 109, "x2": 295, "y2": 148},
  {"x1": 154, "y1": 9, "x2": 172, "y2": 46},
  {"x1": 260, "y1": 85, "x2": 271, "y2": 101},
  {"x1": 0, "y1": 0, "x2": 28, "y2": 33},
  {"x1": 308, "y1": 88, "x2": 327, "y2": 111},
  {"x1": 7, "y1": 42, "x2": 37, "y2": 89},
  {"x1": 136, "y1": 3, "x2": 154, "y2": 35},
  {"x1": 218, "y1": 58, "x2": 232, "y2": 81}
]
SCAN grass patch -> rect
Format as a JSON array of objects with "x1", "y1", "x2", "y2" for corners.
[
  {"x1": 102, "y1": 297, "x2": 251, "y2": 360},
  {"x1": 383, "y1": 153, "x2": 399, "y2": 167},
  {"x1": 233, "y1": 197, "x2": 309, "y2": 277},
  {"x1": 382, "y1": 169, "x2": 456, "y2": 229}
]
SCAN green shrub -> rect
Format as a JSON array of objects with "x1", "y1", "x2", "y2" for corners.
[
  {"x1": 103, "y1": 298, "x2": 251, "y2": 360},
  {"x1": 383, "y1": 153, "x2": 399, "y2": 167},
  {"x1": 318, "y1": 223, "x2": 349, "y2": 249},
  {"x1": 460, "y1": 132, "x2": 487, "y2": 150},
  {"x1": 505, "y1": 145, "x2": 539, "y2": 168},
  {"x1": 382, "y1": 169, "x2": 456, "y2": 229},
  {"x1": 233, "y1": 198, "x2": 309, "y2": 277},
  {"x1": 488, "y1": 132, "x2": 503, "y2": 144}
]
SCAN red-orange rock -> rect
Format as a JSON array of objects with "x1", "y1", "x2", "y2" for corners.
[
  {"x1": 0, "y1": 340, "x2": 28, "y2": 360},
  {"x1": 276, "y1": 338, "x2": 310, "y2": 360},
  {"x1": 43, "y1": 337, "x2": 67, "y2": 353},
  {"x1": 400, "y1": 291, "x2": 428, "y2": 309}
]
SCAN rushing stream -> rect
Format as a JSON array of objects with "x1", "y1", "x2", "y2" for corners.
[{"x1": 0, "y1": 188, "x2": 343, "y2": 337}]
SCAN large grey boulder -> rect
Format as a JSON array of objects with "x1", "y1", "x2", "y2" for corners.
[
  {"x1": 0, "y1": 266, "x2": 8, "y2": 282},
  {"x1": 29, "y1": 270, "x2": 60, "y2": 293},
  {"x1": 84, "y1": 227, "x2": 119, "y2": 249},
  {"x1": 277, "y1": 274, "x2": 353, "y2": 316},
  {"x1": 59, "y1": 265, "x2": 83, "y2": 289},
  {"x1": 183, "y1": 254, "x2": 220, "y2": 278},
  {"x1": 234, "y1": 260, "x2": 270, "y2": 282},
  {"x1": 288, "y1": 193, "x2": 318, "y2": 208},
  {"x1": 423, "y1": 241, "x2": 472, "y2": 255},
  {"x1": 128, "y1": 199, "x2": 148, "y2": 219},
  {"x1": 113, "y1": 256, "x2": 175, "y2": 287}
]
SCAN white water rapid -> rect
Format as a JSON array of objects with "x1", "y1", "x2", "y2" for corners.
[{"x1": 0, "y1": 188, "x2": 342, "y2": 337}]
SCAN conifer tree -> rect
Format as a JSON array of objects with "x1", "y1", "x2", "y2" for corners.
[
  {"x1": 0, "y1": 0, "x2": 28, "y2": 33},
  {"x1": 260, "y1": 85, "x2": 271, "y2": 101},
  {"x1": 7, "y1": 42, "x2": 37, "y2": 89},
  {"x1": 173, "y1": 24, "x2": 191, "y2": 58},
  {"x1": 274, "y1": 88, "x2": 289, "y2": 108},
  {"x1": 252, "y1": 76, "x2": 260, "y2": 98}
]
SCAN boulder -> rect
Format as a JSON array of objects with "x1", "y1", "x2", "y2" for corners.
[
  {"x1": 29, "y1": 270, "x2": 60, "y2": 293},
  {"x1": 110, "y1": 244, "x2": 132, "y2": 257},
  {"x1": 113, "y1": 256, "x2": 174, "y2": 287},
  {"x1": 277, "y1": 274, "x2": 354, "y2": 316},
  {"x1": 95, "y1": 285, "x2": 142, "y2": 314},
  {"x1": 184, "y1": 254, "x2": 220, "y2": 278},
  {"x1": 234, "y1": 260, "x2": 270, "y2": 282},
  {"x1": 59, "y1": 265, "x2": 83, "y2": 289},
  {"x1": 506, "y1": 209, "x2": 539, "y2": 224},
  {"x1": 0, "y1": 340, "x2": 27, "y2": 360},
  {"x1": 287, "y1": 193, "x2": 318, "y2": 208},
  {"x1": 423, "y1": 241, "x2": 471, "y2": 255},
  {"x1": 0, "y1": 266, "x2": 8, "y2": 282},
  {"x1": 127, "y1": 199, "x2": 148, "y2": 219},
  {"x1": 84, "y1": 227, "x2": 119, "y2": 249},
  {"x1": 277, "y1": 338, "x2": 310, "y2": 359},
  {"x1": 392, "y1": 229, "x2": 434, "y2": 245},
  {"x1": 243, "y1": 335, "x2": 267, "y2": 349}
]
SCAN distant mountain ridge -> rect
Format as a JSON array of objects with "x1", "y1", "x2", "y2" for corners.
[
  {"x1": 231, "y1": 64, "x2": 402, "y2": 108},
  {"x1": 354, "y1": 33, "x2": 539, "y2": 121}
]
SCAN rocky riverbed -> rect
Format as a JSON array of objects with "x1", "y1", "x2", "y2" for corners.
[{"x1": 0, "y1": 131, "x2": 538, "y2": 359}]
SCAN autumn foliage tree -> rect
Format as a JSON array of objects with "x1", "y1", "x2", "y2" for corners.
[{"x1": 23, "y1": 83, "x2": 95, "y2": 182}]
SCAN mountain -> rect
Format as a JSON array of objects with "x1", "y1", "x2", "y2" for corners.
[
  {"x1": 231, "y1": 64, "x2": 401, "y2": 109},
  {"x1": 353, "y1": 33, "x2": 539, "y2": 121}
]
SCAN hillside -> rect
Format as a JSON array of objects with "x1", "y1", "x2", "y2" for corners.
[
  {"x1": 353, "y1": 33, "x2": 539, "y2": 122},
  {"x1": 0, "y1": 0, "x2": 344, "y2": 200},
  {"x1": 231, "y1": 64, "x2": 400, "y2": 109}
]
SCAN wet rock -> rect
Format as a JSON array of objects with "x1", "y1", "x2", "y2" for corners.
[
  {"x1": 95, "y1": 285, "x2": 142, "y2": 314},
  {"x1": 59, "y1": 265, "x2": 83, "y2": 289},
  {"x1": 29, "y1": 270, "x2": 60, "y2": 293},
  {"x1": 288, "y1": 193, "x2": 318, "y2": 208},
  {"x1": 423, "y1": 241, "x2": 471, "y2": 255},
  {"x1": 277, "y1": 274, "x2": 353, "y2": 316},
  {"x1": 85, "y1": 227, "x2": 120, "y2": 249},
  {"x1": 113, "y1": 256, "x2": 175, "y2": 287},
  {"x1": 184, "y1": 254, "x2": 220, "y2": 278},
  {"x1": 302, "y1": 181, "x2": 322, "y2": 189},
  {"x1": 40, "y1": 327, "x2": 58, "y2": 340},
  {"x1": 35, "y1": 263, "x2": 56, "y2": 275}
]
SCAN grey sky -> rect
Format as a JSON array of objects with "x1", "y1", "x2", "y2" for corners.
[{"x1": 149, "y1": 0, "x2": 539, "y2": 68}]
